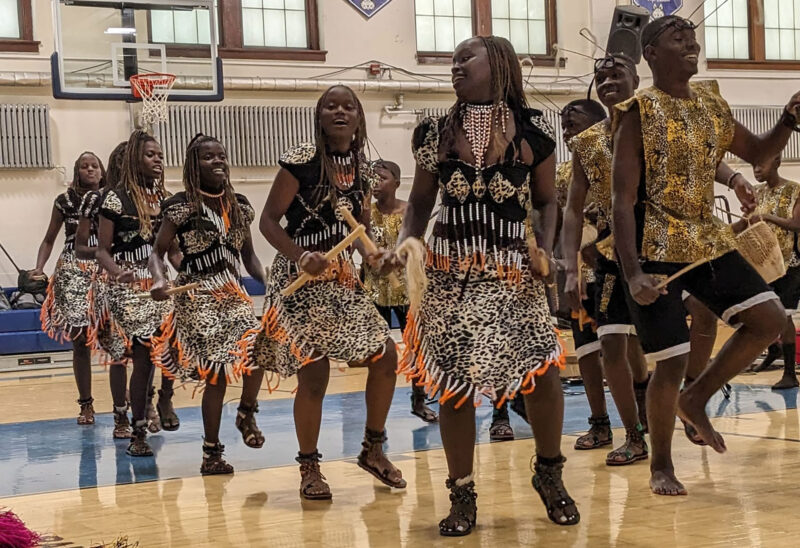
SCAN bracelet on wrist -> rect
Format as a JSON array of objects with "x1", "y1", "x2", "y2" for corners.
[
  {"x1": 298, "y1": 250, "x2": 311, "y2": 266},
  {"x1": 726, "y1": 171, "x2": 741, "y2": 189},
  {"x1": 781, "y1": 108, "x2": 798, "y2": 130}
]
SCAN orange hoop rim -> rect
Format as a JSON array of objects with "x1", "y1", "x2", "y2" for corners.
[{"x1": 130, "y1": 73, "x2": 176, "y2": 99}]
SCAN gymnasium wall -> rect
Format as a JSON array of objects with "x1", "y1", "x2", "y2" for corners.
[{"x1": 0, "y1": 0, "x2": 797, "y2": 285}]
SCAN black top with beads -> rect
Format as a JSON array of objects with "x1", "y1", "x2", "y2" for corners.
[
  {"x1": 277, "y1": 143, "x2": 379, "y2": 254},
  {"x1": 54, "y1": 188, "x2": 87, "y2": 252}
]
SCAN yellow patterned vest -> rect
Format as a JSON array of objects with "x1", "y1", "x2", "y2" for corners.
[
  {"x1": 614, "y1": 81, "x2": 737, "y2": 263},
  {"x1": 363, "y1": 202, "x2": 409, "y2": 307},
  {"x1": 555, "y1": 161, "x2": 573, "y2": 209},
  {"x1": 753, "y1": 179, "x2": 800, "y2": 267},
  {"x1": 571, "y1": 120, "x2": 615, "y2": 261}
]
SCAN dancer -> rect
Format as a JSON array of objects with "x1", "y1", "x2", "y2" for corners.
[
  {"x1": 34, "y1": 151, "x2": 106, "y2": 425},
  {"x1": 386, "y1": 36, "x2": 578, "y2": 535},
  {"x1": 149, "y1": 134, "x2": 267, "y2": 474},
  {"x1": 563, "y1": 56, "x2": 650, "y2": 466},
  {"x1": 733, "y1": 154, "x2": 800, "y2": 390},
  {"x1": 557, "y1": 98, "x2": 613, "y2": 452},
  {"x1": 240, "y1": 85, "x2": 404, "y2": 499},
  {"x1": 612, "y1": 16, "x2": 798, "y2": 495},
  {"x1": 362, "y1": 159, "x2": 438, "y2": 424},
  {"x1": 75, "y1": 142, "x2": 132, "y2": 438},
  {"x1": 96, "y1": 130, "x2": 173, "y2": 456}
]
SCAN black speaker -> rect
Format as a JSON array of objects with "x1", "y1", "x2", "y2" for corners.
[{"x1": 606, "y1": 5, "x2": 650, "y2": 63}]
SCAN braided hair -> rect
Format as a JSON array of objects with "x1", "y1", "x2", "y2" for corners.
[
  {"x1": 105, "y1": 141, "x2": 127, "y2": 187},
  {"x1": 71, "y1": 151, "x2": 107, "y2": 191},
  {"x1": 441, "y1": 36, "x2": 528, "y2": 160},
  {"x1": 119, "y1": 130, "x2": 167, "y2": 239},
  {"x1": 183, "y1": 133, "x2": 245, "y2": 236},
  {"x1": 312, "y1": 85, "x2": 369, "y2": 206}
]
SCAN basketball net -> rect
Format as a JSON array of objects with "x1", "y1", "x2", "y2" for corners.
[{"x1": 130, "y1": 73, "x2": 176, "y2": 132}]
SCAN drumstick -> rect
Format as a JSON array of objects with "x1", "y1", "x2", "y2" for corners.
[
  {"x1": 337, "y1": 207, "x2": 402, "y2": 289},
  {"x1": 282, "y1": 225, "x2": 366, "y2": 297},
  {"x1": 654, "y1": 258, "x2": 709, "y2": 290},
  {"x1": 136, "y1": 282, "x2": 200, "y2": 299}
]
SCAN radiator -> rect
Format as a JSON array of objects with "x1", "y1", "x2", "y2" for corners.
[
  {"x1": 154, "y1": 105, "x2": 315, "y2": 168},
  {"x1": 0, "y1": 104, "x2": 52, "y2": 169},
  {"x1": 729, "y1": 106, "x2": 800, "y2": 160}
]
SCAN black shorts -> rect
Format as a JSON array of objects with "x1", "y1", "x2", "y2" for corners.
[
  {"x1": 623, "y1": 251, "x2": 778, "y2": 361},
  {"x1": 771, "y1": 265, "x2": 800, "y2": 314},
  {"x1": 594, "y1": 255, "x2": 636, "y2": 337},
  {"x1": 572, "y1": 282, "x2": 601, "y2": 359}
]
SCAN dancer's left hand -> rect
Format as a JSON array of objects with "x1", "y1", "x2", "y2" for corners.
[
  {"x1": 371, "y1": 249, "x2": 405, "y2": 275},
  {"x1": 730, "y1": 174, "x2": 756, "y2": 214},
  {"x1": 150, "y1": 281, "x2": 170, "y2": 301}
]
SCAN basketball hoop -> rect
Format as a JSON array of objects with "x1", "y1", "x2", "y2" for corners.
[{"x1": 129, "y1": 73, "x2": 176, "y2": 128}]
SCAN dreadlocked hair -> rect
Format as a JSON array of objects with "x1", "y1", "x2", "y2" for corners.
[
  {"x1": 441, "y1": 35, "x2": 529, "y2": 163},
  {"x1": 119, "y1": 130, "x2": 167, "y2": 240},
  {"x1": 71, "y1": 151, "x2": 107, "y2": 191},
  {"x1": 312, "y1": 85, "x2": 368, "y2": 206},
  {"x1": 183, "y1": 133, "x2": 245, "y2": 236},
  {"x1": 106, "y1": 141, "x2": 127, "y2": 187}
]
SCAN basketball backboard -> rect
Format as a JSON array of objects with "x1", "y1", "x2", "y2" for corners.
[{"x1": 51, "y1": 0, "x2": 223, "y2": 101}]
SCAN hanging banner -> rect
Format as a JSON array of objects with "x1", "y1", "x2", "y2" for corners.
[
  {"x1": 633, "y1": 0, "x2": 683, "y2": 19},
  {"x1": 345, "y1": 0, "x2": 394, "y2": 19}
]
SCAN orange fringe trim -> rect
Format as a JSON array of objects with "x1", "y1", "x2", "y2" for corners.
[
  {"x1": 426, "y1": 248, "x2": 525, "y2": 286},
  {"x1": 398, "y1": 311, "x2": 566, "y2": 409}
]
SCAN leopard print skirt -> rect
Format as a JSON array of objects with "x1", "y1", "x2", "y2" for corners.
[
  {"x1": 237, "y1": 253, "x2": 390, "y2": 382},
  {"x1": 152, "y1": 274, "x2": 260, "y2": 384},
  {"x1": 41, "y1": 252, "x2": 93, "y2": 342},
  {"x1": 401, "y1": 266, "x2": 563, "y2": 408},
  {"x1": 86, "y1": 273, "x2": 130, "y2": 362},
  {"x1": 103, "y1": 278, "x2": 172, "y2": 344}
]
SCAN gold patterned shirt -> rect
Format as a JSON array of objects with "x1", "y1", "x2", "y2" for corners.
[
  {"x1": 555, "y1": 161, "x2": 572, "y2": 209},
  {"x1": 753, "y1": 179, "x2": 800, "y2": 267},
  {"x1": 363, "y1": 203, "x2": 408, "y2": 307},
  {"x1": 613, "y1": 81, "x2": 737, "y2": 263}
]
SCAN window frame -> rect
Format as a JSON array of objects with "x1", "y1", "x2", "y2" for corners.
[
  {"x1": 0, "y1": 0, "x2": 39, "y2": 53},
  {"x1": 147, "y1": 0, "x2": 325, "y2": 62},
  {"x1": 706, "y1": 0, "x2": 800, "y2": 70},
  {"x1": 415, "y1": 0, "x2": 559, "y2": 66}
]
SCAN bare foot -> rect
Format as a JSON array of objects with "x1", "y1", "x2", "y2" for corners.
[
  {"x1": 771, "y1": 375, "x2": 799, "y2": 390},
  {"x1": 678, "y1": 391, "x2": 726, "y2": 454},
  {"x1": 650, "y1": 469, "x2": 687, "y2": 496}
]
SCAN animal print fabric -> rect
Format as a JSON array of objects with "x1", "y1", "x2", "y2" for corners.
[
  {"x1": 86, "y1": 274, "x2": 130, "y2": 362},
  {"x1": 401, "y1": 266, "x2": 563, "y2": 407},
  {"x1": 41, "y1": 252, "x2": 92, "y2": 341},
  {"x1": 571, "y1": 120, "x2": 613, "y2": 237},
  {"x1": 753, "y1": 180, "x2": 800, "y2": 267},
  {"x1": 613, "y1": 80, "x2": 737, "y2": 263},
  {"x1": 104, "y1": 279, "x2": 171, "y2": 343},
  {"x1": 240, "y1": 253, "x2": 389, "y2": 380}
]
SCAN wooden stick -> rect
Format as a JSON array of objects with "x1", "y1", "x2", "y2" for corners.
[
  {"x1": 337, "y1": 207, "x2": 402, "y2": 289},
  {"x1": 282, "y1": 225, "x2": 367, "y2": 297},
  {"x1": 136, "y1": 282, "x2": 200, "y2": 299},
  {"x1": 654, "y1": 258, "x2": 709, "y2": 290}
]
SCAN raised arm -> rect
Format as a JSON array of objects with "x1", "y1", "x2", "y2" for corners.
[
  {"x1": 729, "y1": 92, "x2": 800, "y2": 167},
  {"x1": 611, "y1": 105, "x2": 664, "y2": 305},
  {"x1": 31, "y1": 206, "x2": 64, "y2": 276},
  {"x1": 530, "y1": 152, "x2": 558, "y2": 258},
  {"x1": 561, "y1": 155, "x2": 591, "y2": 312},
  {"x1": 148, "y1": 218, "x2": 178, "y2": 301}
]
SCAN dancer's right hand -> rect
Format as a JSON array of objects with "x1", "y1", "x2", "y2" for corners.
[
  {"x1": 374, "y1": 250, "x2": 405, "y2": 276},
  {"x1": 28, "y1": 268, "x2": 46, "y2": 280},
  {"x1": 299, "y1": 251, "x2": 329, "y2": 276},
  {"x1": 563, "y1": 271, "x2": 582, "y2": 313},
  {"x1": 114, "y1": 270, "x2": 135, "y2": 283},
  {"x1": 627, "y1": 272, "x2": 665, "y2": 306},
  {"x1": 150, "y1": 281, "x2": 169, "y2": 301}
]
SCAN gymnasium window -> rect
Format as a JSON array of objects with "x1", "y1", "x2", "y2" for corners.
[
  {"x1": 703, "y1": 0, "x2": 800, "y2": 68},
  {"x1": 415, "y1": 0, "x2": 558, "y2": 65},
  {"x1": 0, "y1": 0, "x2": 38, "y2": 52},
  {"x1": 148, "y1": 0, "x2": 323, "y2": 61}
]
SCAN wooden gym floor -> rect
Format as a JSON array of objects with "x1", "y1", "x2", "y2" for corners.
[{"x1": 1, "y1": 328, "x2": 799, "y2": 547}]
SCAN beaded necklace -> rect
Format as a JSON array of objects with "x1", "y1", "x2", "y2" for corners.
[
  {"x1": 331, "y1": 152, "x2": 356, "y2": 190},
  {"x1": 462, "y1": 102, "x2": 509, "y2": 169}
]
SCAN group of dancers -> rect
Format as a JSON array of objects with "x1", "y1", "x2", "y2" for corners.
[{"x1": 30, "y1": 15, "x2": 800, "y2": 537}]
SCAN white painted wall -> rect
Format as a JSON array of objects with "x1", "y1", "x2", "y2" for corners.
[{"x1": 1, "y1": 0, "x2": 799, "y2": 284}]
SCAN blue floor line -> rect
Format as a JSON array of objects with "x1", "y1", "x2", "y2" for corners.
[{"x1": 1, "y1": 383, "x2": 797, "y2": 498}]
